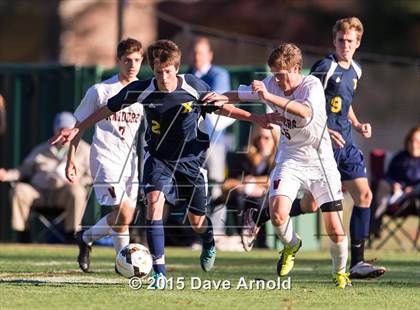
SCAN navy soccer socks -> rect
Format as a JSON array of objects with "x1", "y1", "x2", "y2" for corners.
[
  {"x1": 146, "y1": 219, "x2": 166, "y2": 275},
  {"x1": 350, "y1": 206, "x2": 371, "y2": 267},
  {"x1": 200, "y1": 217, "x2": 215, "y2": 250}
]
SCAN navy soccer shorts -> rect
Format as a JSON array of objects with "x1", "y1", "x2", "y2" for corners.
[
  {"x1": 142, "y1": 154, "x2": 208, "y2": 216},
  {"x1": 334, "y1": 143, "x2": 367, "y2": 181}
]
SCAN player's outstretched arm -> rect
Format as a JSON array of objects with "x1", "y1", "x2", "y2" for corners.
[
  {"x1": 201, "y1": 92, "x2": 280, "y2": 129},
  {"x1": 49, "y1": 106, "x2": 113, "y2": 145},
  {"x1": 65, "y1": 123, "x2": 86, "y2": 183},
  {"x1": 348, "y1": 105, "x2": 371, "y2": 138}
]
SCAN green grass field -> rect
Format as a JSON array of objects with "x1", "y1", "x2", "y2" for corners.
[{"x1": 0, "y1": 244, "x2": 419, "y2": 309}]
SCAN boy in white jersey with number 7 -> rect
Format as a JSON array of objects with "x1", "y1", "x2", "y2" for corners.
[
  {"x1": 203, "y1": 42, "x2": 351, "y2": 288},
  {"x1": 65, "y1": 38, "x2": 144, "y2": 273}
]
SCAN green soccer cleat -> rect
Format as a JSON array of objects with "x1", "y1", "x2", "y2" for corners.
[
  {"x1": 200, "y1": 245, "x2": 216, "y2": 272},
  {"x1": 276, "y1": 235, "x2": 302, "y2": 277},
  {"x1": 333, "y1": 272, "x2": 352, "y2": 289}
]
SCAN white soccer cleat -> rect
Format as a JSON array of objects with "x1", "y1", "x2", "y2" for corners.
[
  {"x1": 349, "y1": 261, "x2": 387, "y2": 279},
  {"x1": 241, "y1": 208, "x2": 260, "y2": 252}
]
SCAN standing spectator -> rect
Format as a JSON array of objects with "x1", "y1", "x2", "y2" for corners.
[
  {"x1": 187, "y1": 36, "x2": 235, "y2": 237},
  {"x1": 0, "y1": 112, "x2": 91, "y2": 242}
]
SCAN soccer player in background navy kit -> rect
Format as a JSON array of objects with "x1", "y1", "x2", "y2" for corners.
[
  {"x1": 242, "y1": 17, "x2": 386, "y2": 279},
  {"x1": 307, "y1": 17, "x2": 386, "y2": 279},
  {"x1": 50, "y1": 39, "x2": 275, "y2": 286}
]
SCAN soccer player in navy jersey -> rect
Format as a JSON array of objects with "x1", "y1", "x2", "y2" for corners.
[
  {"x1": 242, "y1": 17, "x2": 386, "y2": 279},
  {"x1": 50, "y1": 39, "x2": 276, "y2": 287},
  {"x1": 304, "y1": 17, "x2": 386, "y2": 279}
]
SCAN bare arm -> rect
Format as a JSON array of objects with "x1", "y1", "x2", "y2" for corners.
[
  {"x1": 49, "y1": 106, "x2": 112, "y2": 145},
  {"x1": 348, "y1": 105, "x2": 371, "y2": 138},
  {"x1": 65, "y1": 123, "x2": 86, "y2": 183},
  {"x1": 222, "y1": 91, "x2": 241, "y2": 102},
  {"x1": 348, "y1": 105, "x2": 360, "y2": 127},
  {"x1": 74, "y1": 106, "x2": 112, "y2": 132},
  {"x1": 201, "y1": 92, "x2": 273, "y2": 128},
  {"x1": 50, "y1": 80, "x2": 143, "y2": 145}
]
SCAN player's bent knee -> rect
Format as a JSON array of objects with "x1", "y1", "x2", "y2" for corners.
[
  {"x1": 110, "y1": 205, "x2": 135, "y2": 226},
  {"x1": 329, "y1": 233, "x2": 346, "y2": 243},
  {"x1": 359, "y1": 189, "x2": 373, "y2": 206},
  {"x1": 188, "y1": 212, "x2": 208, "y2": 233},
  {"x1": 270, "y1": 212, "x2": 289, "y2": 226},
  {"x1": 320, "y1": 200, "x2": 343, "y2": 212}
]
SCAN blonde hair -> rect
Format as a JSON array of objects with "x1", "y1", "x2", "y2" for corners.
[
  {"x1": 247, "y1": 127, "x2": 279, "y2": 169},
  {"x1": 267, "y1": 42, "x2": 303, "y2": 71},
  {"x1": 333, "y1": 17, "x2": 364, "y2": 41}
]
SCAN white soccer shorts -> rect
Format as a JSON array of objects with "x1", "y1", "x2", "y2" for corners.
[{"x1": 269, "y1": 162, "x2": 343, "y2": 207}]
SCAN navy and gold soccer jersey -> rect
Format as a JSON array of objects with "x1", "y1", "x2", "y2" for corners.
[
  {"x1": 107, "y1": 74, "x2": 216, "y2": 211},
  {"x1": 107, "y1": 74, "x2": 213, "y2": 161},
  {"x1": 311, "y1": 54, "x2": 367, "y2": 181},
  {"x1": 310, "y1": 54, "x2": 362, "y2": 147}
]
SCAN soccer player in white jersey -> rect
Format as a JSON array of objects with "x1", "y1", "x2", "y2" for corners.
[
  {"x1": 204, "y1": 43, "x2": 352, "y2": 288},
  {"x1": 65, "y1": 38, "x2": 144, "y2": 272}
]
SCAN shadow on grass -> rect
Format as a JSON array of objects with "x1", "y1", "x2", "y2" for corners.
[{"x1": 0, "y1": 279, "x2": 125, "y2": 286}]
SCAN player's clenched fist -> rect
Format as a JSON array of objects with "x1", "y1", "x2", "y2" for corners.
[
  {"x1": 251, "y1": 80, "x2": 270, "y2": 101},
  {"x1": 201, "y1": 92, "x2": 228, "y2": 107},
  {"x1": 356, "y1": 122, "x2": 371, "y2": 138}
]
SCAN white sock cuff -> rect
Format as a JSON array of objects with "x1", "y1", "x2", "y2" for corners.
[
  {"x1": 273, "y1": 217, "x2": 297, "y2": 247},
  {"x1": 329, "y1": 236, "x2": 348, "y2": 273},
  {"x1": 83, "y1": 215, "x2": 112, "y2": 245},
  {"x1": 111, "y1": 228, "x2": 130, "y2": 254},
  {"x1": 330, "y1": 235, "x2": 348, "y2": 247}
]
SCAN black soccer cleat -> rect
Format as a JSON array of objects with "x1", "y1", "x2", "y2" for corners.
[{"x1": 75, "y1": 230, "x2": 91, "y2": 273}]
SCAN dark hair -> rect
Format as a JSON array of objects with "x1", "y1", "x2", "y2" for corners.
[
  {"x1": 117, "y1": 38, "x2": 143, "y2": 59},
  {"x1": 404, "y1": 125, "x2": 420, "y2": 151},
  {"x1": 147, "y1": 39, "x2": 182, "y2": 70}
]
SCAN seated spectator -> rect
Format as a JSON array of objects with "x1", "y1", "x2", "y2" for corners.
[
  {"x1": 372, "y1": 126, "x2": 420, "y2": 236},
  {"x1": 0, "y1": 112, "x2": 91, "y2": 242},
  {"x1": 216, "y1": 126, "x2": 278, "y2": 246}
]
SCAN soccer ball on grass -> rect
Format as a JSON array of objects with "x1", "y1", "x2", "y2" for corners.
[{"x1": 115, "y1": 243, "x2": 153, "y2": 278}]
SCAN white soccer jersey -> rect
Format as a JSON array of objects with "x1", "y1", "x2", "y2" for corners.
[
  {"x1": 238, "y1": 74, "x2": 336, "y2": 169},
  {"x1": 74, "y1": 75, "x2": 143, "y2": 206}
]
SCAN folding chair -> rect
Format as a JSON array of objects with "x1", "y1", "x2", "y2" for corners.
[
  {"x1": 9, "y1": 181, "x2": 67, "y2": 243},
  {"x1": 375, "y1": 193, "x2": 420, "y2": 251},
  {"x1": 370, "y1": 149, "x2": 420, "y2": 251},
  {"x1": 29, "y1": 207, "x2": 67, "y2": 243}
]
